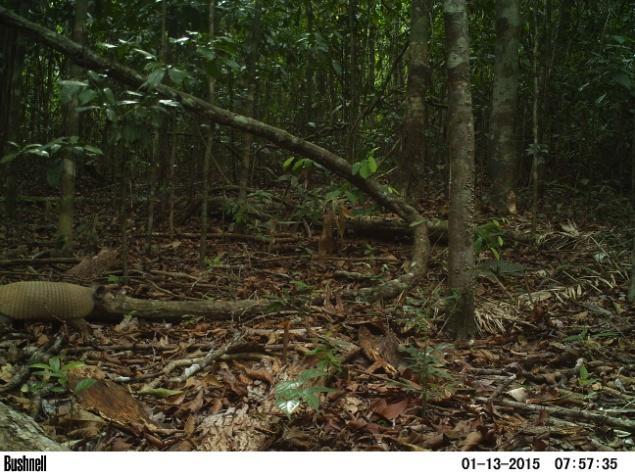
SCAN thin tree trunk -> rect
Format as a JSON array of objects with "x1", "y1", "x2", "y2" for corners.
[
  {"x1": 238, "y1": 1, "x2": 261, "y2": 208},
  {"x1": 629, "y1": 114, "x2": 635, "y2": 305},
  {"x1": 444, "y1": 0, "x2": 477, "y2": 338},
  {"x1": 531, "y1": 4, "x2": 541, "y2": 233},
  {"x1": 488, "y1": 0, "x2": 520, "y2": 214},
  {"x1": 147, "y1": 0, "x2": 169, "y2": 253},
  {"x1": 0, "y1": 0, "x2": 23, "y2": 220},
  {"x1": 200, "y1": 0, "x2": 216, "y2": 267},
  {"x1": 167, "y1": 132, "x2": 177, "y2": 238},
  {"x1": 401, "y1": 0, "x2": 431, "y2": 199},
  {"x1": 119, "y1": 151, "x2": 130, "y2": 283},
  {"x1": 58, "y1": 0, "x2": 88, "y2": 255}
]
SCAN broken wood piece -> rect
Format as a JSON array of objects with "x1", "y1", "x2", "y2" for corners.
[
  {"x1": 97, "y1": 290, "x2": 271, "y2": 321},
  {"x1": 0, "y1": 401, "x2": 67, "y2": 450}
]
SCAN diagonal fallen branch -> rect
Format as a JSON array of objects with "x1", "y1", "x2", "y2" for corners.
[
  {"x1": 144, "y1": 332, "x2": 245, "y2": 389},
  {"x1": 0, "y1": 6, "x2": 430, "y2": 297}
]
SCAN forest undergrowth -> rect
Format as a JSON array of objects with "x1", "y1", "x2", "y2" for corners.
[{"x1": 1, "y1": 180, "x2": 634, "y2": 451}]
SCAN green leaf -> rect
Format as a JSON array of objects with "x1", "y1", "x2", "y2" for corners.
[
  {"x1": 302, "y1": 391, "x2": 321, "y2": 409},
  {"x1": 579, "y1": 365, "x2": 589, "y2": 380},
  {"x1": 30, "y1": 363, "x2": 51, "y2": 370},
  {"x1": 48, "y1": 357, "x2": 61, "y2": 372},
  {"x1": 0, "y1": 151, "x2": 20, "y2": 165},
  {"x1": 274, "y1": 380, "x2": 303, "y2": 393},
  {"x1": 133, "y1": 48, "x2": 156, "y2": 60},
  {"x1": 167, "y1": 67, "x2": 186, "y2": 86},
  {"x1": 367, "y1": 156, "x2": 378, "y2": 174},
  {"x1": 103, "y1": 88, "x2": 116, "y2": 106},
  {"x1": 276, "y1": 398, "x2": 301, "y2": 415},
  {"x1": 78, "y1": 88, "x2": 98, "y2": 106},
  {"x1": 145, "y1": 68, "x2": 165, "y2": 88},
  {"x1": 74, "y1": 378, "x2": 96, "y2": 393},
  {"x1": 61, "y1": 361, "x2": 86, "y2": 372},
  {"x1": 83, "y1": 145, "x2": 103, "y2": 156},
  {"x1": 158, "y1": 99, "x2": 180, "y2": 108},
  {"x1": 299, "y1": 368, "x2": 326, "y2": 380},
  {"x1": 282, "y1": 157, "x2": 295, "y2": 171}
]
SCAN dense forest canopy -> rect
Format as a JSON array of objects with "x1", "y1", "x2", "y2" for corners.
[{"x1": 0, "y1": 0, "x2": 634, "y2": 452}]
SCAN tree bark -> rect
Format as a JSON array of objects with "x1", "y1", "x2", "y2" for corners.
[
  {"x1": 58, "y1": 0, "x2": 88, "y2": 254},
  {"x1": 0, "y1": 401, "x2": 67, "y2": 451},
  {"x1": 200, "y1": 0, "x2": 216, "y2": 267},
  {"x1": 0, "y1": 5, "x2": 430, "y2": 277},
  {"x1": 401, "y1": 0, "x2": 431, "y2": 199},
  {"x1": 488, "y1": 0, "x2": 520, "y2": 214},
  {"x1": 444, "y1": 0, "x2": 477, "y2": 338},
  {"x1": 0, "y1": 0, "x2": 25, "y2": 220}
]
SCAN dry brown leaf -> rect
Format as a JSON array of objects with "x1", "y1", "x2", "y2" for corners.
[
  {"x1": 371, "y1": 398, "x2": 409, "y2": 420},
  {"x1": 460, "y1": 430, "x2": 483, "y2": 451},
  {"x1": 68, "y1": 367, "x2": 159, "y2": 435},
  {"x1": 179, "y1": 389, "x2": 204, "y2": 414},
  {"x1": 184, "y1": 414, "x2": 196, "y2": 436}
]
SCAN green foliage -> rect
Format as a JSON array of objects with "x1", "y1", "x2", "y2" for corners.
[
  {"x1": 205, "y1": 254, "x2": 224, "y2": 269},
  {"x1": 565, "y1": 327, "x2": 620, "y2": 344},
  {"x1": 28, "y1": 357, "x2": 95, "y2": 394},
  {"x1": 290, "y1": 280, "x2": 312, "y2": 293},
  {"x1": 399, "y1": 289, "x2": 442, "y2": 335},
  {"x1": 351, "y1": 148, "x2": 379, "y2": 179},
  {"x1": 577, "y1": 364, "x2": 598, "y2": 387},
  {"x1": 274, "y1": 345, "x2": 339, "y2": 416},
  {"x1": 474, "y1": 219, "x2": 505, "y2": 260},
  {"x1": 282, "y1": 156, "x2": 316, "y2": 174},
  {"x1": 107, "y1": 274, "x2": 123, "y2": 284},
  {"x1": 1, "y1": 137, "x2": 103, "y2": 188},
  {"x1": 403, "y1": 344, "x2": 455, "y2": 403}
]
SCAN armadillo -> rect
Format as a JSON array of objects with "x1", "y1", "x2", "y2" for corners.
[{"x1": 0, "y1": 281, "x2": 95, "y2": 334}]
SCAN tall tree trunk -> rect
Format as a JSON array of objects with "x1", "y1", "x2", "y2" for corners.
[
  {"x1": 238, "y1": 0, "x2": 262, "y2": 208},
  {"x1": 147, "y1": 0, "x2": 169, "y2": 254},
  {"x1": 444, "y1": 0, "x2": 477, "y2": 338},
  {"x1": 0, "y1": 0, "x2": 24, "y2": 220},
  {"x1": 345, "y1": 0, "x2": 360, "y2": 162},
  {"x1": 58, "y1": 0, "x2": 88, "y2": 254},
  {"x1": 488, "y1": 0, "x2": 520, "y2": 214},
  {"x1": 531, "y1": 4, "x2": 541, "y2": 233},
  {"x1": 200, "y1": 0, "x2": 216, "y2": 267},
  {"x1": 401, "y1": 0, "x2": 431, "y2": 199}
]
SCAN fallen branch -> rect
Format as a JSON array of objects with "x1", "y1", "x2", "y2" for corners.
[
  {"x1": 97, "y1": 290, "x2": 272, "y2": 321},
  {"x1": 0, "y1": 401, "x2": 67, "y2": 450},
  {"x1": 0, "y1": 257, "x2": 80, "y2": 267},
  {"x1": 477, "y1": 397, "x2": 635, "y2": 432},
  {"x1": 174, "y1": 332, "x2": 245, "y2": 383},
  {"x1": 0, "y1": 6, "x2": 430, "y2": 286}
]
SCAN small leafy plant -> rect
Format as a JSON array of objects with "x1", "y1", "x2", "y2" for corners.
[
  {"x1": 29, "y1": 357, "x2": 95, "y2": 394},
  {"x1": 475, "y1": 219, "x2": 505, "y2": 260},
  {"x1": 403, "y1": 344, "x2": 455, "y2": 405},
  {"x1": 351, "y1": 148, "x2": 379, "y2": 179},
  {"x1": 577, "y1": 365, "x2": 598, "y2": 387},
  {"x1": 274, "y1": 346, "x2": 339, "y2": 416}
]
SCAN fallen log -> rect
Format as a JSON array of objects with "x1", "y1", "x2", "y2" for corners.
[
  {"x1": 96, "y1": 289, "x2": 271, "y2": 321},
  {"x1": 0, "y1": 401, "x2": 67, "y2": 450}
]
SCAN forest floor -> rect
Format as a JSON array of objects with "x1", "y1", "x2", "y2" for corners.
[{"x1": 0, "y1": 180, "x2": 634, "y2": 451}]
